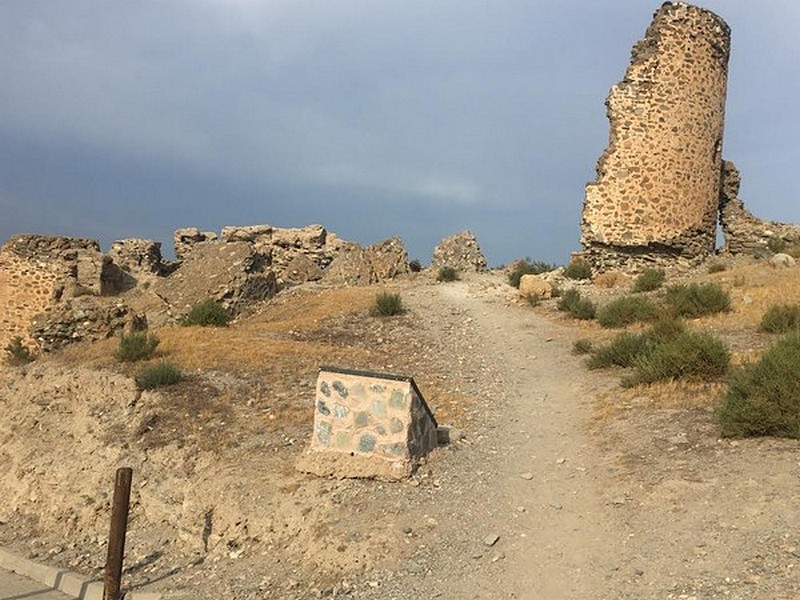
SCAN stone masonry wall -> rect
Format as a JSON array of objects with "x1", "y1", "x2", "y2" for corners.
[
  {"x1": 0, "y1": 235, "x2": 99, "y2": 352},
  {"x1": 719, "y1": 160, "x2": 800, "y2": 256},
  {"x1": 581, "y1": 2, "x2": 731, "y2": 270}
]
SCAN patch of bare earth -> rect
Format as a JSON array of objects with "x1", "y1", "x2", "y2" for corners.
[{"x1": 1, "y1": 261, "x2": 800, "y2": 599}]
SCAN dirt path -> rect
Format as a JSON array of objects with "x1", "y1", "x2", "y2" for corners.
[
  {"x1": 351, "y1": 275, "x2": 628, "y2": 599},
  {"x1": 434, "y1": 278, "x2": 624, "y2": 599}
]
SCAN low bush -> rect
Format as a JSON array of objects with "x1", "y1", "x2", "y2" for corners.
[
  {"x1": 632, "y1": 268, "x2": 666, "y2": 292},
  {"x1": 372, "y1": 292, "x2": 405, "y2": 317},
  {"x1": 587, "y1": 332, "x2": 650, "y2": 369},
  {"x1": 572, "y1": 338, "x2": 594, "y2": 355},
  {"x1": 525, "y1": 293, "x2": 541, "y2": 307},
  {"x1": 760, "y1": 304, "x2": 800, "y2": 333},
  {"x1": 718, "y1": 332, "x2": 800, "y2": 438},
  {"x1": 436, "y1": 266, "x2": 459, "y2": 282},
  {"x1": 596, "y1": 295, "x2": 659, "y2": 328},
  {"x1": 183, "y1": 300, "x2": 231, "y2": 327},
  {"x1": 767, "y1": 237, "x2": 787, "y2": 254},
  {"x1": 507, "y1": 258, "x2": 556, "y2": 288},
  {"x1": 646, "y1": 314, "x2": 687, "y2": 343},
  {"x1": 116, "y1": 332, "x2": 159, "y2": 362},
  {"x1": 623, "y1": 330, "x2": 730, "y2": 388},
  {"x1": 409, "y1": 259, "x2": 422, "y2": 273},
  {"x1": 557, "y1": 289, "x2": 596, "y2": 320},
  {"x1": 136, "y1": 362, "x2": 183, "y2": 390},
  {"x1": 664, "y1": 282, "x2": 731, "y2": 318},
  {"x1": 4, "y1": 336, "x2": 35, "y2": 366},
  {"x1": 707, "y1": 262, "x2": 727, "y2": 274},
  {"x1": 563, "y1": 261, "x2": 592, "y2": 280}
]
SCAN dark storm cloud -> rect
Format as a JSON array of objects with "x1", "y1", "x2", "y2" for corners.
[{"x1": 0, "y1": 1, "x2": 797, "y2": 264}]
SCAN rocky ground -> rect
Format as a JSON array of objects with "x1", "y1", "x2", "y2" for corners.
[{"x1": 2, "y1": 264, "x2": 800, "y2": 599}]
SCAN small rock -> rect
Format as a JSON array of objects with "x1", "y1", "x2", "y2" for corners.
[
  {"x1": 483, "y1": 534, "x2": 500, "y2": 547},
  {"x1": 519, "y1": 472, "x2": 534, "y2": 480}
]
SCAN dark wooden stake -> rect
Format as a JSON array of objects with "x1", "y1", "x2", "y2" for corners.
[{"x1": 103, "y1": 467, "x2": 133, "y2": 600}]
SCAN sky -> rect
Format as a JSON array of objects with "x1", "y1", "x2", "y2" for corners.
[{"x1": 1, "y1": 1, "x2": 798, "y2": 266}]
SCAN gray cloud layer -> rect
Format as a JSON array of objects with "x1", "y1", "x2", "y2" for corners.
[{"x1": 1, "y1": 1, "x2": 797, "y2": 264}]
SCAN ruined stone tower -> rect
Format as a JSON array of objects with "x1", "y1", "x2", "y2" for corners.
[{"x1": 580, "y1": 2, "x2": 731, "y2": 270}]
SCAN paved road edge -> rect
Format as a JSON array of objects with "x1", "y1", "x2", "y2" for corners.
[{"x1": 0, "y1": 546, "x2": 162, "y2": 600}]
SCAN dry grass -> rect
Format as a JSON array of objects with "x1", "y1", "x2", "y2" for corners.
[{"x1": 592, "y1": 380, "x2": 726, "y2": 425}]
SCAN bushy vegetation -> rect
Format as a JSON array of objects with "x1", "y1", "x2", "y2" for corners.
[
  {"x1": 707, "y1": 262, "x2": 727, "y2": 274},
  {"x1": 408, "y1": 259, "x2": 422, "y2": 273},
  {"x1": 664, "y1": 282, "x2": 731, "y2": 318},
  {"x1": 507, "y1": 258, "x2": 556, "y2": 288},
  {"x1": 718, "y1": 332, "x2": 800, "y2": 438},
  {"x1": 136, "y1": 362, "x2": 183, "y2": 390},
  {"x1": 623, "y1": 330, "x2": 730, "y2": 388},
  {"x1": 436, "y1": 266, "x2": 459, "y2": 282},
  {"x1": 371, "y1": 292, "x2": 406, "y2": 317},
  {"x1": 596, "y1": 295, "x2": 659, "y2": 328},
  {"x1": 632, "y1": 268, "x2": 666, "y2": 292},
  {"x1": 586, "y1": 315, "x2": 727, "y2": 387},
  {"x1": 3, "y1": 336, "x2": 35, "y2": 366},
  {"x1": 767, "y1": 237, "x2": 787, "y2": 254},
  {"x1": 183, "y1": 300, "x2": 231, "y2": 327},
  {"x1": 572, "y1": 338, "x2": 594, "y2": 355},
  {"x1": 759, "y1": 304, "x2": 800, "y2": 333},
  {"x1": 524, "y1": 293, "x2": 541, "y2": 307},
  {"x1": 556, "y1": 289, "x2": 596, "y2": 320},
  {"x1": 562, "y1": 261, "x2": 592, "y2": 280},
  {"x1": 116, "y1": 332, "x2": 160, "y2": 362},
  {"x1": 587, "y1": 331, "x2": 651, "y2": 369}
]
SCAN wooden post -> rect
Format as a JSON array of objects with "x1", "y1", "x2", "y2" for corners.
[{"x1": 103, "y1": 467, "x2": 132, "y2": 600}]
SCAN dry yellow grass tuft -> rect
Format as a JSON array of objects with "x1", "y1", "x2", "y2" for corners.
[{"x1": 592, "y1": 380, "x2": 726, "y2": 425}]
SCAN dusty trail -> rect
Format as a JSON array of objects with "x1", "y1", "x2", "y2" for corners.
[{"x1": 437, "y1": 280, "x2": 624, "y2": 599}]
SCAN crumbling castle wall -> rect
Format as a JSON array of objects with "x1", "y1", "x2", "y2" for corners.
[
  {"x1": 0, "y1": 235, "x2": 102, "y2": 351},
  {"x1": 719, "y1": 161, "x2": 800, "y2": 255},
  {"x1": 581, "y1": 2, "x2": 731, "y2": 270}
]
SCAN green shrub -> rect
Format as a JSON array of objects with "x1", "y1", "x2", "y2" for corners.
[
  {"x1": 183, "y1": 300, "x2": 231, "y2": 327},
  {"x1": 646, "y1": 314, "x2": 687, "y2": 343},
  {"x1": 587, "y1": 332, "x2": 651, "y2": 370},
  {"x1": 372, "y1": 292, "x2": 405, "y2": 316},
  {"x1": 664, "y1": 282, "x2": 731, "y2": 318},
  {"x1": 596, "y1": 295, "x2": 659, "y2": 328},
  {"x1": 4, "y1": 336, "x2": 35, "y2": 366},
  {"x1": 136, "y1": 362, "x2": 183, "y2": 390},
  {"x1": 632, "y1": 268, "x2": 666, "y2": 292},
  {"x1": 436, "y1": 266, "x2": 459, "y2": 282},
  {"x1": 623, "y1": 330, "x2": 730, "y2": 387},
  {"x1": 767, "y1": 237, "x2": 787, "y2": 254},
  {"x1": 525, "y1": 292, "x2": 541, "y2": 307},
  {"x1": 116, "y1": 332, "x2": 160, "y2": 362},
  {"x1": 409, "y1": 259, "x2": 422, "y2": 273},
  {"x1": 760, "y1": 304, "x2": 800, "y2": 333},
  {"x1": 718, "y1": 332, "x2": 800, "y2": 438},
  {"x1": 707, "y1": 262, "x2": 727, "y2": 274},
  {"x1": 572, "y1": 339, "x2": 594, "y2": 355},
  {"x1": 556, "y1": 289, "x2": 595, "y2": 320},
  {"x1": 550, "y1": 285, "x2": 563, "y2": 298},
  {"x1": 507, "y1": 258, "x2": 556, "y2": 288},
  {"x1": 563, "y1": 261, "x2": 592, "y2": 280}
]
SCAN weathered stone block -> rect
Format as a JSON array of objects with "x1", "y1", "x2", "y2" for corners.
[{"x1": 297, "y1": 366, "x2": 438, "y2": 480}]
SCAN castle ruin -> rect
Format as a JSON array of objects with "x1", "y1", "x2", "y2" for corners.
[{"x1": 581, "y1": 2, "x2": 731, "y2": 270}]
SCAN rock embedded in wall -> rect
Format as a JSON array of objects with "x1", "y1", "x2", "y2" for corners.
[
  {"x1": 109, "y1": 238, "x2": 166, "y2": 276},
  {"x1": 151, "y1": 241, "x2": 277, "y2": 318},
  {"x1": 322, "y1": 237, "x2": 410, "y2": 286},
  {"x1": 719, "y1": 160, "x2": 800, "y2": 256},
  {"x1": 580, "y1": 2, "x2": 731, "y2": 271},
  {"x1": 173, "y1": 227, "x2": 218, "y2": 261},
  {"x1": 430, "y1": 231, "x2": 487, "y2": 272}
]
